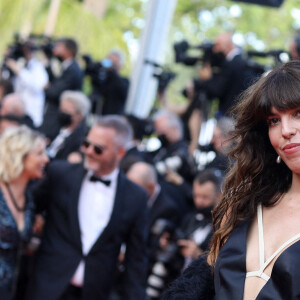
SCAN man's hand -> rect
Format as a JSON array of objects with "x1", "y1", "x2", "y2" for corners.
[
  {"x1": 198, "y1": 63, "x2": 212, "y2": 81},
  {"x1": 165, "y1": 169, "x2": 184, "y2": 186},
  {"x1": 33, "y1": 214, "x2": 45, "y2": 235},
  {"x1": 177, "y1": 239, "x2": 203, "y2": 258},
  {"x1": 5, "y1": 58, "x2": 21, "y2": 74}
]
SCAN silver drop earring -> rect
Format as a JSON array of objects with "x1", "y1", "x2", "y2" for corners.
[{"x1": 276, "y1": 156, "x2": 281, "y2": 164}]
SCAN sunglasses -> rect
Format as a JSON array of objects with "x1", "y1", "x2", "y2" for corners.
[{"x1": 81, "y1": 139, "x2": 105, "y2": 155}]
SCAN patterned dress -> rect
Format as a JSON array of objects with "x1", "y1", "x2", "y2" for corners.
[{"x1": 0, "y1": 188, "x2": 34, "y2": 300}]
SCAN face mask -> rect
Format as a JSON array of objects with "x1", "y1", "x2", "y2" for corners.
[
  {"x1": 58, "y1": 111, "x2": 72, "y2": 127},
  {"x1": 158, "y1": 134, "x2": 170, "y2": 148},
  {"x1": 54, "y1": 55, "x2": 64, "y2": 62},
  {"x1": 101, "y1": 58, "x2": 113, "y2": 69}
]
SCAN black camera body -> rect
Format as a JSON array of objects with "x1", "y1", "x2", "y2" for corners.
[
  {"x1": 1, "y1": 33, "x2": 54, "y2": 80},
  {"x1": 82, "y1": 54, "x2": 114, "y2": 88},
  {"x1": 146, "y1": 219, "x2": 186, "y2": 299},
  {"x1": 6, "y1": 42, "x2": 25, "y2": 61},
  {"x1": 174, "y1": 40, "x2": 224, "y2": 67},
  {"x1": 5, "y1": 33, "x2": 54, "y2": 61},
  {"x1": 144, "y1": 59, "x2": 176, "y2": 94}
]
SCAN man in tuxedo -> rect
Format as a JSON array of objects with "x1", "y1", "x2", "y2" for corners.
[
  {"x1": 31, "y1": 115, "x2": 149, "y2": 300},
  {"x1": 40, "y1": 37, "x2": 83, "y2": 141}
]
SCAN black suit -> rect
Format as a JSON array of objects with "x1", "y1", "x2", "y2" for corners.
[
  {"x1": 150, "y1": 140, "x2": 195, "y2": 215},
  {"x1": 53, "y1": 120, "x2": 88, "y2": 160},
  {"x1": 194, "y1": 53, "x2": 256, "y2": 115},
  {"x1": 149, "y1": 189, "x2": 180, "y2": 229},
  {"x1": 40, "y1": 60, "x2": 83, "y2": 141},
  {"x1": 100, "y1": 70, "x2": 129, "y2": 115},
  {"x1": 31, "y1": 161, "x2": 148, "y2": 300}
]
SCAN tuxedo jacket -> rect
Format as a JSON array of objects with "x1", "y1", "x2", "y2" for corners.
[
  {"x1": 149, "y1": 189, "x2": 180, "y2": 229},
  {"x1": 31, "y1": 161, "x2": 148, "y2": 300}
]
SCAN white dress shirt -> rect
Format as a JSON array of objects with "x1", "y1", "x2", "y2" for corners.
[
  {"x1": 226, "y1": 47, "x2": 242, "y2": 62},
  {"x1": 14, "y1": 57, "x2": 48, "y2": 127},
  {"x1": 71, "y1": 168, "x2": 119, "y2": 286}
]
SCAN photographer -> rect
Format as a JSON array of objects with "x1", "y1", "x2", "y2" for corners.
[
  {"x1": 4, "y1": 40, "x2": 48, "y2": 127},
  {"x1": 147, "y1": 169, "x2": 221, "y2": 299},
  {"x1": 175, "y1": 169, "x2": 221, "y2": 265},
  {"x1": 149, "y1": 109, "x2": 196, "y2": 214},
  {"x1": 84, "y1": 49, "x2": 129, "y2": 115},
  {"x1": 191, "y1": 32, "x2": 256, "y2": 116},
  {"x1": 39, "y1": 37, "x2": 83, "y2": 141}
]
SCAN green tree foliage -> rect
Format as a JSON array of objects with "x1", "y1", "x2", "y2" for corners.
[
  {"x1": 0, "y1": 0, "x2": 147, "y2": 75},
  {"x1": 0, "y1": 0, "x2": 299, "y2": 103}
]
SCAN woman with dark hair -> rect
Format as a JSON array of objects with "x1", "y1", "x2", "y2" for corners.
[
  {"x1": 209, "y1": 60, "x2": 300, "y2": 299},
  {"x1": 0, "y1": 126, "x2": 49, "y2": 299}
]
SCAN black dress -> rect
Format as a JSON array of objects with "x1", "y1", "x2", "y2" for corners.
[
  {"x1": 214, "y1": 219, "x2": 300, "y2": 299},
  {"x1": 0, "y1": 189, "x2": 34, "y2": 300}
]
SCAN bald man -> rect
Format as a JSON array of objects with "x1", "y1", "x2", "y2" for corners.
[
  {"x1": 1, "y1": 93, "x2": 26, "y2": 116},
  {"x1": 0, "y1": 93, "x2": 34, "y2": 133},
  {"x1": 126, "y1": 162, "x2": 180, "y2": 228}
]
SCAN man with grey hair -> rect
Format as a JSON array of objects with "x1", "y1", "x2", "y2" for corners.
[
  {"x1": 47, "y1": 90, "x2": 91, "y2": 160},
  {"x1": 152, "y1": 109, "x2": 194, "y2": 181},
  {"x1": 149, "y1": 109, "x2": 195, "y2": 215},
  {"x1": 31, "y1": 115, "x2": 149, "y2": 300}
]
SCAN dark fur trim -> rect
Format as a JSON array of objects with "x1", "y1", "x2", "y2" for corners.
[{"x1": 162, "y1": 256, "x2": 214, "y2": 300}]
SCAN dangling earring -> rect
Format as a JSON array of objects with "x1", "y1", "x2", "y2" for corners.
[{"x1": 276, "y1": 156, "x2": 281, "y2": 164}]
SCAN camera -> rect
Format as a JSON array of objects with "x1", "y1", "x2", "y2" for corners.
[
  {"x1": 247, "y1": 49, "x2": 290, "y2": 67},
  {"x1": 82, "y1": 54, "x2": 114, "y2": 87},
  {"x1": 5, "y1": 33, "x2": 54, "y2": 61},
  {"x1": 144, "y1": 59, "x2": 176, "y2": 94},
  {"x1": 1, "y1": 33, "x2": 54, "y2": 79},
  {"x1": 173, "y1": 40, "x2": 225, "y2": 68},
  {"x1": 146, "y1": 219, "x2": 186, "y2": 299},
  {"x1": 155, "y1": 156, "x2": 182, "y2": 176}
]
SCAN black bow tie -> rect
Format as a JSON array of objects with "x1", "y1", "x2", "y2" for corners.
[{"x1": 89, "y1": 174, "x2": 111, "y2": 186}]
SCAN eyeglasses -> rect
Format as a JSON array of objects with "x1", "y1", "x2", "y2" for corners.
[{"x1": 81, "y1": 139, "x2": 105, "y2": 155}]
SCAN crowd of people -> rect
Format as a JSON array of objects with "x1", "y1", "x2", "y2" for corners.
[{"x1": 0, "y1": 31, "x2": 300, "y2": 300}]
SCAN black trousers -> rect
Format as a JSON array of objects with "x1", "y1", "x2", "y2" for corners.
[{"x1": 59, "y1": 284, "x2": 82, "y2": 300}]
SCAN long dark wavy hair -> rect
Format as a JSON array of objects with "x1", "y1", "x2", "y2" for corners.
[{"x1": 208, "y1": 61, "x2": 300, "y2": 265}]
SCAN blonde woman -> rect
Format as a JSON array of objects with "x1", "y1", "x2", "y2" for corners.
[{"x1": 0, "y1": 126, "x2": 49, "y2": 299}]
